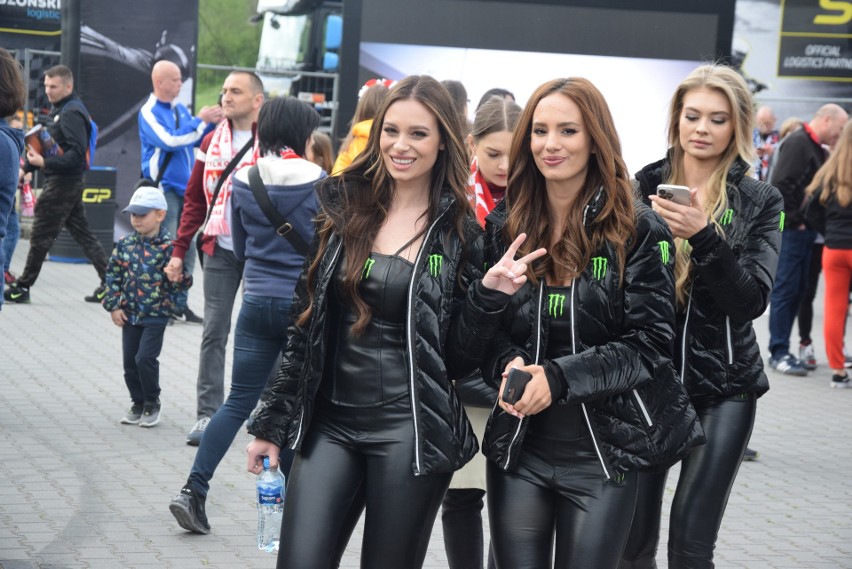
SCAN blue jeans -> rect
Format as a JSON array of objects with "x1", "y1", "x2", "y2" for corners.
[
  {"x1": 768, "y1": 229, "x2": 816, "y2": 359},
  {"x1": 189, "y1": 294, "x2": 293, "y2": 495},
  {"x1": 163, "y1": 190, "x2": 196, "y2": 313},
  {"x1": 3, "y1": 208, "x2": 19, "y2": 272}
]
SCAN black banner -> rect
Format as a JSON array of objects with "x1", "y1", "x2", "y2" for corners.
[
  {"x1": 78, "y1": 0, "x2": 199, "y2": 236},
  {"x1": 0, "y1": 0, "x2": 62, "y2": 35},
  {"x1": 778, "y1": 0, "x2": 852, "y2": 80}
]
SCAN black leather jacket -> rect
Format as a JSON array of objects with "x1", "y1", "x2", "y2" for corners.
[
  {"x1": 249, "y1": 180, "x2": 502, "y2": 475},
  {"x1": 27, "y1": 93, "x2": 91, "y2": 177},
  {"x1": 472, "y1": 194, "x2": 704, "y2": 479},
  {"x1": 635, "y1": 157, "x2": 784, "y2": 403}
]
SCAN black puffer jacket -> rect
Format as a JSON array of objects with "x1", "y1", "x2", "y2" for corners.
[
  {"x1": 635, "y1": 157, "x2": 784, "y2": 403},
  {"x1": 472, "y1": 195, "x2": 704, "y2": 479},
  {"x1": 249, "y1": 179, "x2": 504, "y2": 475}
]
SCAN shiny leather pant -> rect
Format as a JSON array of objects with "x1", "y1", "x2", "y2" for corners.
[
  {"x1": 487, "y1": 435, "x2": 638, "y2": 569},
  {"x1": 620, "y1": 395, "x2": 756, "y2": 569},
  {"x1": 276, "y1": 398, "x2": 451, "y2": 569}
]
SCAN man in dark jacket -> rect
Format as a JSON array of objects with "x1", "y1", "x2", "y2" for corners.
[
  {"x1": 767, "y1": 103, "x2": 848, "y2": 375},
  {"x1": 4, "y1": 65, "x2": 109, "y2": 304}
]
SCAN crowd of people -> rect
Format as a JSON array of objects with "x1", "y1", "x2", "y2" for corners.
[{"x1": 1, "y1": 44, "x2": 851, "y2": 568}]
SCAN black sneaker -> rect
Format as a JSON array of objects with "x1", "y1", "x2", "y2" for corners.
[
  {"x1": 831, "y1": 374, "x2": 851, "y2": 389},
  {"x1": 742, "y1": 447, "x2": 759, "y2": 461},
  {"x1": 84, "y1": 284, "x2": 107, "y2": 303},
  {"x1": 183, "y1": 308, "x2": 203, "y2": 324},
  {"x1": 169, "y1": 484, "x2": 211, "y2": 534},
  {"x1": 139, "y1": 400, "x2": 162, "y2": 427},
  {"x1": 4, "y1": 282, "x2": 30, "y2": 304}
]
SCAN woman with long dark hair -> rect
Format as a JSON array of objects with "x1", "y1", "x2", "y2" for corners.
[
  {"x1": 245, "y1": 75, "x2": 543, "y2": 569},
  {"x1": 465, "y1": 77, "x2": 703, "y2": 568},
  {"x1": 622, "y1": 64, "x2": 784, "y2": 568}
]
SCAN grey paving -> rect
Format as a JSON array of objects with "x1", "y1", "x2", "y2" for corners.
[{"x1": 1, "y1": 239, "x2": 851, "y2": 568}]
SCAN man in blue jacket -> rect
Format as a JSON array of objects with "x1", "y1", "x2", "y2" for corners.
[{"x1": 138, "y1": 60, "x2": 221, "y2": 322}]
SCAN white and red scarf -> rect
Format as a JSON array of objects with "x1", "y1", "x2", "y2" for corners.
[
  {"x1": 202, "y1": 120, "x2": 260, "y2": 237},
  {"x1": 468, "y1": 157, "x2": 496, "y2": 228}
]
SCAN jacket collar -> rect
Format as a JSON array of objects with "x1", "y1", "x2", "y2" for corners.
[
  {"x1": 485, "y1": 186, "x2": 606, "y2": 230},
  {"x1": 635, "y1": 152, "x2": 752, "y2": 196}
]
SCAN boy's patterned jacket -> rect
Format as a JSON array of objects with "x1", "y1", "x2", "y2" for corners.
[{"x1": 102, "y1": 226, "x2": 192, "y2": 324}]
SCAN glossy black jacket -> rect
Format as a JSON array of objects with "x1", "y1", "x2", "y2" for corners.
[
  {"x1": 248, "y1": 179, "x2": 503, "y2": 475},
  {"x1": 472, "y1": 195, "x2": 704, "y2": 479},
  {"x1": 635, "y1": 157, "x2": 784, "y2": 403}
]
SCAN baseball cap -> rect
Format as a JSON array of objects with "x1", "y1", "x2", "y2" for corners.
[{"x1": 123, "y1": 185, "x2": 168, "y2": 215}]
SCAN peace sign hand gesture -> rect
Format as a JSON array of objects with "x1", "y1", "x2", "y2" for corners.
[{"x1": 481, "y1": 233, "x2": 547, "y2": 295}]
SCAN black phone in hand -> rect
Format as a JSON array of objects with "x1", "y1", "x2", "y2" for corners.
[{"x1": 502, "y1": 367, "x2": 533, "y2": 405}]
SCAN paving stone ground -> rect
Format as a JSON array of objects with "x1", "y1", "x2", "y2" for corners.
[{"x1": 1, "y1": 240, "x2": 851, "y2": 568}]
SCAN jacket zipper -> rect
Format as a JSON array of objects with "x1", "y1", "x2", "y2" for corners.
[
  {"x1": 680, "y1": 283, "x2": 694, "y2": 383},
  {"x1": 407, "y1": 208, "x2": 450, "y2": 475},
  {"x1": 725, "y1": 316, "x2": 734, "y2": 365},
  {"x1": 633, "y1": 390, "x2": 653, "y2": 427},
  {"x1": 502, "y1": 284, "x2": 544, "y2": 470},
  {"x1": 570, "y1": 280, "x2": 612, "y2": 481},
  {"x1": 293, "y1": 240, "x2": 343, "y2": 449}
]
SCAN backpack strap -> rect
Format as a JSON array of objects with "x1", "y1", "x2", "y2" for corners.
[{"x1": 153, "y1": 108, "x2": 181, "y2": 186}]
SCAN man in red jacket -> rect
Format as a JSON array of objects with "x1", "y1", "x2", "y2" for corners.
[{"x1": 164, "y1": 71, "x2": 263, "y2": 445}]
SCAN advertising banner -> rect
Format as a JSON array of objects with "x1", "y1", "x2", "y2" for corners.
[
  {"x1": 77, "y1": 0, "x2": 199, "y2": 237},
  {"x1": 777, "y1": 0, "x2": 852, "y2": 80},
  {"x1": 0, "y1": 0, "x2": 62, "y2": 37}
]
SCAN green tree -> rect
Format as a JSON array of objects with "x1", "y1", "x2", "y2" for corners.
[{"x1": 196, "y1": 0, "x2": 261, "y2": 106}]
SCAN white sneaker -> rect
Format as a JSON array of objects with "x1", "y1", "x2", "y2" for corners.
[
  {"x1": 186, "y1": 417, "x2": 210, "y2": 446},
  {"x1": 831, "y1": 374, "x2": 851, "y2": 388},
  {"x1": 799, "y1": 343, "x2": 817, "y2": 370}
]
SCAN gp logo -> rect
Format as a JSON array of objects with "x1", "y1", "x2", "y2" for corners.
[{"x1": 82, "y1": 188, "x2": 112, "y2": 203}]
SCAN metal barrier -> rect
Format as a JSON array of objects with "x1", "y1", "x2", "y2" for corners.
[
  {"x1": 197, "y1": 63, "x2": 339, "y2": 136},
  {"x1": 8, "y1": 48, "x2": 62, "y2": 126}
]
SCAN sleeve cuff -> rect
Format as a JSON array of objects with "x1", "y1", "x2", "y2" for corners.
[
  {"x1": 687, "y1": 225, "x2": 718, "y2": 257},
  {"x1": 544, "y1": 361, "x2": 567, "y2": 401},
  {"x1": 475, "y1": 280, "x2": 512, "y2": 311}
]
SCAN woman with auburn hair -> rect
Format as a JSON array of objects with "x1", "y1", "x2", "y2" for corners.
[
  {"x1": 331, "y1": 79, "x2": 391, "y2": 174},
  {"x1": 623, "y1": 64, "x2": 784, "y2": 568},
  {"x1": 806, "y1": 120, "x2": 852, "y2": 389},
  {"x1": 245, "y1": 75, "x2": 544, "y2": 569},
  {"x1": 463, "y1": 77, "x2": 702, "y2": 568}
]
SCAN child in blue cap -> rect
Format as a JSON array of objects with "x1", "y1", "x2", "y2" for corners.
[{"x1": 103, "y1": 180, "x2": 192, "y2": 427}]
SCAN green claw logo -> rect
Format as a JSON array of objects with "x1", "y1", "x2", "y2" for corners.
[
  {"x1": 591, "y1": 256, "x2": 608, "y2": 281},
  {"x1": 720, "y1": 209, "x2": 734, "y2": 225},
  {"x1": 362, "y1": 258, "x2": 375, "y2": 280},
  {"x1": 779, "y1": 211, "x2": 785, "y2": 232},
  {"x1": 428, "y1": 254, "x2": 443, "y2": 277},
  {"x1": 548, "y1": 293, "x2": 566, "y2": 317},
  {"x1": 659, "y1": 241, "x2": 670, "y2": 265}
]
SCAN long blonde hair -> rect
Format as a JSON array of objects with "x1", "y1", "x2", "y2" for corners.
[
  {"x1": 808, "y1": 121, "x2": 852, "y2": 207},
  {"x1": 666, "y1": 64, "x2": 755, "y2": 305}
]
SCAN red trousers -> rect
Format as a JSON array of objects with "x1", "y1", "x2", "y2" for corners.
[{"x1": 822, "y1": 247, "x2": 852, "y2": 370}]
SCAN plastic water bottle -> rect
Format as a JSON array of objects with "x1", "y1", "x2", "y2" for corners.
[{"x1": 256, "y1": 456, "x2": 285, "y2": 552}]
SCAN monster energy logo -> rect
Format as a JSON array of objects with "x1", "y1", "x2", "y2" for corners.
[
  {"x1": 779, "y1": 211, "x2": 785, "y2": 232},
  {"x1": 591, "y1": 256, "x2": 608, "y2": 281},
  {"x1": 613, "y1": 472, "x2": 626, "y2": 485},
  {"x1": 428, "y1": 254, "x2": 443, "y2": 277},
  {"x1": 362, "y1": 258, "x2": 375, "y2": 280},
  {"x1": 548, "y1": 293, "x2": 566, "y2": 317},
  {"x1": 720, "y1": 209, "x2": 734, "y2": 225},
  {"x1": 659, "y1": 241, "x2": 671, "y2": 264}
]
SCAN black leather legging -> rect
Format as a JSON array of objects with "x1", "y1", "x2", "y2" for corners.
[
  {"x1": 487, "y1": 435, "x2": 638, "y2": 569},
  {"x1": 276, "y1": 398, "x2": 451, "y2": 569},
  {"x1": 620, "y1": 395, "x2": 756, "y2": 569}
]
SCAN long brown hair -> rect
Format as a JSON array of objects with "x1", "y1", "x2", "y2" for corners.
[
  {"x1": 505, "y1": 78, "x2": 635, "y2": 284},
  {"x1": 808, "y1": 120, "x2": 852, "y2": 207},
  {"x1": 665, "y1": 64, "x2": 755, "y2": 306},
  {"x1": 298, "y1": 75, "x2": 472, "y2": 334}
]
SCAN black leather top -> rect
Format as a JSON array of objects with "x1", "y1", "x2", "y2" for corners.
[{"x1": 320, "y1": 253, "x2": 414, "y2": 408}]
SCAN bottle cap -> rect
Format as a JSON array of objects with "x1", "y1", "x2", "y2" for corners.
[{"x1": 263, "y1": 456, "x2": 270, "y2": 470}]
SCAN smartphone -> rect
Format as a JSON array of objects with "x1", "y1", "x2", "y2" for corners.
[
  {"x1": 656, "y1": 184, "x2": 691, "y2": 206},
  {"x1": 502, "y1": 367, "x2": 533, "y2": 405}
]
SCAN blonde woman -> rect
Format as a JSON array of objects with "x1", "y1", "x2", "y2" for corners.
[{"x1": 623, "y1": 64, "x2": 784, "y2": 568}]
